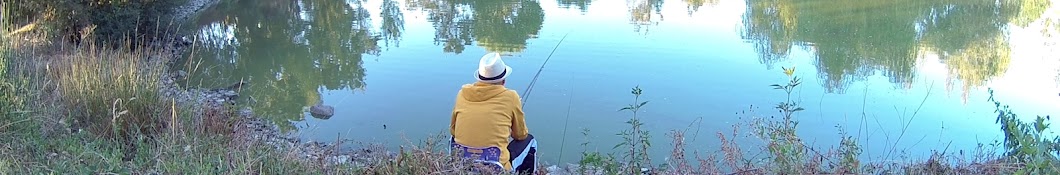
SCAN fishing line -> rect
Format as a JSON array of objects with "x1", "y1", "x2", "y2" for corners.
[
  {"x1": 521, "y1": 32, "x2": 570, "y2": 106},
  {"x1": 557, "y1": 75, "x2": 575, "y2": 163}
]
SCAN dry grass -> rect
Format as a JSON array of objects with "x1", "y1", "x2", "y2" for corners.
[
  {"x1": 49, "y1": 40, "x2": 172, "y2": 140},
  {"x1": 358, "y1": 133, "x2": 533, "y2": 175},
  {"x1": 0, "y1": 11, "x2": 358, "y2": 172},
  {"x1": 666, "y1": 130, "x2": 692, "y2": 174}
]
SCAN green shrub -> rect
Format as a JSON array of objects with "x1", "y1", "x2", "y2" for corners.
[
  {"x1": 754, "y1": 66, "x2": 810, "y2": 174},
  {"x1": 990, "y1": 89, "x2": 1060, "y2": 174},
  {"x1": 4, "y1": 0, "x2": 187, "y2": 45},
  {"x1": 578, "y1": 128, "x2": 622, "y2": 174},
  {"x1": 836, "y1": 126, "x2": 862, "y2": 174}
]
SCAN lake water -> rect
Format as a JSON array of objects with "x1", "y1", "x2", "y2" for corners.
[{"x1": 181, "y1": 0, "x2": 1060, "y2": 165}]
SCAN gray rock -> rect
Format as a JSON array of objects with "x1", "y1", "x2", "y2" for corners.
[
  {"x1": 221, "y1": 90, "x2": 237, "y2": 97},
  {"x1": 325, "y1": 155, "x2": 352, "y2": 165},
  {"x1": 547, "y1": 165, "x2": 563, "y2": 174},
  {"x1": 239, "y1": 108, "x2": 253, "y2": 117},
  {"x1": 174, "y1": 70, "x2": 188, "y2": 80},
  {"x1": 310, "y1": 104, "x2": 335, "y2": 119}
]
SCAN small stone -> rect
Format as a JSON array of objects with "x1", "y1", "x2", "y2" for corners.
[
  {"x1": 326, "y1": 155, "x2": 352, "y2": 164},
  {"x1": 176, "y1": 70, "x2": 188, "y2": 79},
  {"x1": 240, "y1": 109, "x2": 253, "y2": 117},
  {"x1": 222, "y1": 90, "x2": 237, "y2": 97},
  {"x1": 547, "y1": 165, "x2": 562, "y2": 173},
  {"x1": 309, "y1": 104, "x2": 335, "y2": 119}
]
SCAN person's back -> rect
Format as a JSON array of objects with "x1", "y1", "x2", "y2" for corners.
[
  {"x1": 450, "y1": 53, "x2": 536, "y2": 174},
  {"x1": 452, "y1": 82, "x2": 527, "y2": 148}
]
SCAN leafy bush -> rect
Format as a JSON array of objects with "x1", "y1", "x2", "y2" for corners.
[
  {"x1": 836, "y1": 126, "x2": 862, "y2": 174},
  {"x1": 4, "y1": 0, "x2": 187, "y2": 44},
  {"x1": 990, "y1": 89, "x2": 1060, "y2": 174},
  {"x1": 578, "y1": 128, "x2": 622, "y2": 174}
]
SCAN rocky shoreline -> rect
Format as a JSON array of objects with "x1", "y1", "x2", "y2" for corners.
[
  {"x1": 158, "y1": 43, "x2": 382, "y2": 169},
  {"x1": 159, "y1": 55, "x2": 384, "y2": 168}
]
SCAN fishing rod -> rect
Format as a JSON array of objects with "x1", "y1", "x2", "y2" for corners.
[
  {"x1": 517, "y1": 32, "x2": 574, "y2": 164},
  {"x1": 521, "y1": 32, "x2": 570, "y2": 106}
]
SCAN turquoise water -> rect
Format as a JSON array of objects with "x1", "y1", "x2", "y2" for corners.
[{"x1": 183, "y1": 0, "x2": 1060, "y2": 164}]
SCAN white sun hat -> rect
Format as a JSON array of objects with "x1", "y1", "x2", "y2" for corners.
[{"x1": 476, "y1": 52, "x2": 512, "y2": 84}]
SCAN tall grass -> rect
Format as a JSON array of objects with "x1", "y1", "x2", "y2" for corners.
[
  {"x1": 51, "y1": 40, "x2": 170, "y2": 141},
  {"x1": 2, "y1": 2, "x2": 11, "y2": 98},
  {"x1": 0, "y1": 38, "x2": 356, "y2": 174},
  {"x1": 1, "y1": 2, "x2": 18, "y2": 131},
  {"x1": 0, "y1": 1, "x2": 29, "y2": 134}
]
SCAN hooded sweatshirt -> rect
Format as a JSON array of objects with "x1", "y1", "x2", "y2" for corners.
[{"x1": 450, "y1": 82, "x2": 530, "y2": 171}]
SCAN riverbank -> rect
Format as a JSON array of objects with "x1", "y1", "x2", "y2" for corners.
[
  {"x1": 0, "y1": 1, "x2": 370, "y2": 173},
  {"x1": 2, "y1": 1, "x2": 1060, "y2": 174},
  {"x1": 0, "y1": 33, "x2": 1047, "y2": 174}
]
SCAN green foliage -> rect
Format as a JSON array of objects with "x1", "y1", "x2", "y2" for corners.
[
  {"x1": 990, "y1": 89, "x2": 1060, "y2": 174},
  {"x1": 1010, "y1": 0, "x2": 1051, "y2": 27},
  {"x1": 5, "y1": 0, "x2": 188, "y2": 44},
  {"x1": 756, "y1": 66, "x2": 810, "y2": 174},
  {"x1": 616, "y1": 86, "x2": 652, "y2": 174},
  {"x1": 835, "y1": 125, "x2": 862, "y2": 174},
  {"x1": 578, "y1": 128, "x2": 623, "y2": 174},
  {"x1": 575, "y1": 92, "x2": 656, "y2": 175},
  {"x1": 0, "y1": 3, "x2": 25, "y2": 134}
]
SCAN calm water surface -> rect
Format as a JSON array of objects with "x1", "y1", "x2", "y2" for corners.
[{"x1": 182, "y1": 0, "x2": 1060, "y2": 164}]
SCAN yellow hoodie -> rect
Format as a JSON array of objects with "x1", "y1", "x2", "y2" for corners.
[{"x1": 450, "y1": 82, "x2": 530, "y2": 171}]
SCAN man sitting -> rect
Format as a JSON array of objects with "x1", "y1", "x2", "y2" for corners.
[{"x1": 450, "y1": 53, "x2": 537, "y2": 174}]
